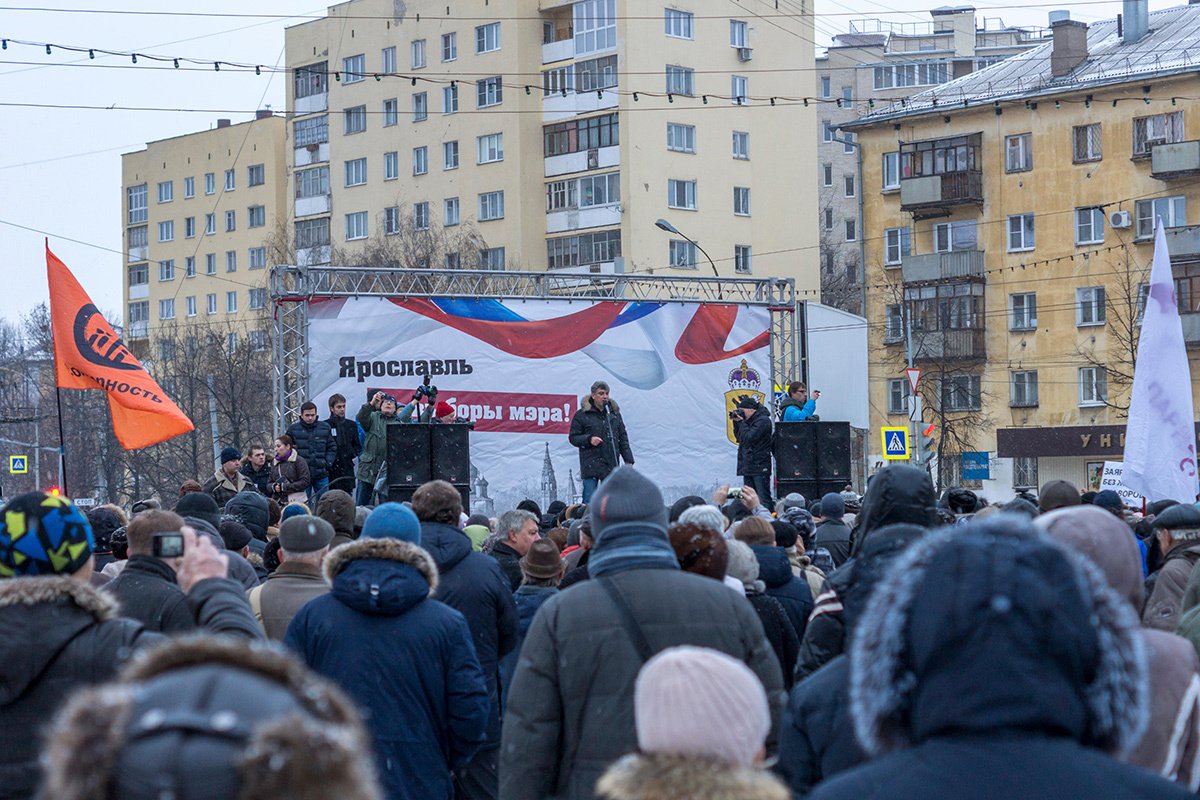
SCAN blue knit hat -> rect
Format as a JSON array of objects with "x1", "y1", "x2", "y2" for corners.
[
  {"x1": 361, "y1": 502, "x2": 421, "y2": 544},
  {"x1": 280, "y1": 502, "x2": 310, "y2": 522}
]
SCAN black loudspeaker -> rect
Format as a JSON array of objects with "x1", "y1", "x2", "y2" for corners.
[
  {"x1": 387, "y1": 483, "x2": 470, "y2": 509},
  {"x1": 777, "y1": 480, "x2": 846, "y2": 502},
  {"x1": 774, "y1": 422, "x2": 819, "y2": 481},
  {"x1": 817, "y1": 422, "x2": 852, "y2": 482},
  {"x1": 386, "y1": 423, "x2": 431, "y2": 485},
  {"x1": 431, "y1": 424, "x2": 472, "y2": 484}
]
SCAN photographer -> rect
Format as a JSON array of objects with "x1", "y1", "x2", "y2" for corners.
[
  {"x1": 568, "y1": 381, "x2": 634, "y2": 502},
  {"x1": 732, "y1": 395, "x2": 774, "y2": 510},
  {"x1": 355, "y1": 391, "x2": 400, "y2": 506},
  {"x1": 779, "y1": 382, "x2": 820, "y2": 422}
]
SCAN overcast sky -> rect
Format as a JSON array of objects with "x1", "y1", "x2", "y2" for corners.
[{"x1": 0, "y1": 0, "x2": 1157, "y2": 327}]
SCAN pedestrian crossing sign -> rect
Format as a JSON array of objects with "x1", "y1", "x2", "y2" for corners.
[
  {"x1": 881, "y1": 427, "x2": 910, "y2": 460},
  {"x1": 9, "y1": 455, "x2": 28, "y2": 474}
]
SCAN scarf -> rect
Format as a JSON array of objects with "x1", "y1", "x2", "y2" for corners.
[
  {"x1": 588, "y1": 521, "x2": 680, "y2": 579},
  {"x1": 274, "y1": 449, "x2": 291, "y2": 463}
]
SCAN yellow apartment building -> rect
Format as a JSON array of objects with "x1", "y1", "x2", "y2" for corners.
[
  {"x1": 121, "y1": 113, "x2": 288, "y2": 356},
  {"x1": 846, "y1": 2, "x2": 1200, "y2": 498},
  {"x1": 283, "y1": 0, "x2": 817, "y2": 289}
]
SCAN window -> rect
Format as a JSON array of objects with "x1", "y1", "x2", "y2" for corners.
[
  {"x1": 821, "y1": 120, "x2": 833, "y2": 143},
  {"x1": 411, "y1": 39, "x2": 426, "y2": 69},
  {"x1": 225, "y1": 250, "x2": 237, "y2": 272},
  {"x1": 882, "y1": 152, "x2": 900, "y2": 189},
  {"x1": 186, "y1": 296, "x2": 197, "y2": 317},
  {"x1": 666, "y1": 65, "x2": 694, "y2": 96},
  {"x1": 250, "y1": 330, "x2": 268, "y2": 351},
  {"x1": 224, "y1": 210, "x2": 236, "y2": 232},
  {"x1": 224, "y1": 169, "x2": 235, "y2": 191},
  {"x1": 1013, "y1": 456, "x2": 1038, "y2": 490},
  {"x1": 480, "y1": 247, "x2": 505, "y2": 270},
  {"x1": 413, "y1": 146, "x2": 428, "y2": 176},
  {"x1": 543, "y1": 113, "x2": 619, "y2": 156},
  {"x1": 413, "y1": 202, "x2": 430, "y2": 231},
  {"x1": 128, "y1": 301, "x2": 149, "y2": 325},
  {"x1": 344, "y1": 104, "x2": 367, "y2": 134},
  {"x1": 730, "y1": 19, "x2": 748, "y2": 47},
  {"x1": 294, "y1": 116, "x2": 328, "y2": 147},
  {"x1": 158, "y1": 220, "x2": 174, "y2": 242},
  {"x1": 184, "y1": 217, "x2": 196, "y2": 238},
  {"x1": 226, "y1": 332, "x2": 238, "y2": 352},
  {"x1": 884, "y1": 305, "x2": 905, "y2": 343},
  {"x1": 296, "y1": 218, "x2": 331, "y2": 249},
  {"x1": 158, "y1": 259, "x2": 175, "y2": 281},
  {"x1": 184, "y1": 257, "x2": 195, "y2": 277},
  {"x1": 206, "y1": 293, "x2": 218, "y2": 315},
  {"x1": 1079, "y1": 367, "x2": 1108, "y2": 406},
  {"x1": 249, "y1": 288, "x2": 266, "y2": 310},
  {"x1": 443, "y1": 141, "x2": 459, "y2": 170},
  {"x1": 841, "y1": 86, "x2": 852, "y2": 104},
  {"x1": 1004, "y1": 133, "x2": 1032, "y2": 172},
  {"x1": 665, "y1": 8, "x2": 694, "y2": 38},
  {"x1": 1010, "y1": 292, "x2": 1037, "y2": 330},
  {"x1": 1135, "y1": 196, "x2": 1186, "y2": 238},
  {"x1": 579, "y1": 172, "x2": 620, "y2": 207},
  {"x1": 544, "y1": 64, "x2": 573, "y2": 96},
  {"x1": 1075, "y1": 207, "x2": 1104, "y2": 244},
  {"x1": 382, "y1": 98, "x2": 398, "y2": 126},
  {"x1": 204, "y1": 173, "x2": 216, "y2": 195},
  {"x1": 822, "y1": 164, "x2": 833, "y2": 186},
  {"x1": 294, "y1": 61, "x2": 328, "y2": 98},
  {"x1": 844, "y1": 219, "x2": 856, "y2": 241},
  {"x1": 384, "y1": 151, "x2": 399, "y2": 180},
  {"x1": 883, "y1": 227, "x2": 911, "y2": 265},
  {"x1": 1011, "y1": 370, "x2": 1039, "y2": 407},
  {"x1": 574, "y1": 0, "x2": 616, "y2": 54},
  {"x1": 885, "y1": 377, "x2": 914, "y2": 415},
  {"x1": 733, "y1": 187, "x2": 751, "y2": 216},
  {"x1": 1006, "y1": 213, "x2": 1035, "y2": 251},
  {"x1": 823, "y1": 208, "x2": 833, "y2": 230},
  {"x1": 345, "y1": 211, "x2": 369, "y2": 240},
  {"x1": 546, "y1": 179, "x2": 577, "y2": 212},
  {"x1": 382, "y1": 206, "x2": 400, "y2": 236},
  {"x1": 872, "y1": 61, "x2": 949, "y2": 89},
  {"x1": 249, "y1": 247, "x2": 266, "y2": 269},
  {"x1": 577, "y1": 55, "x2": 617, "y2": 92},
  {"x1": 157, "y1": 180, "x2": 173, "y2": 203},
  {"x1": 476, "y1": 22, "x2": 501, "y2": 53},
  {"x1": 731, "y1": 75, "x2": 748, "y2": 105},
  {"x1": 443, "y1": 84, "x2": 458, "y2": 113},
  {"x1": 226, "y1": 291, "x2": 238, "y2": 314},
  {"x1": 479, "y1": 191, "x2": 505, "y2": 221},
  {"x1": 159, "y1": 299, "x2": 175, "y2": 320},
  {"x1": 842, "y1": 132, "x2": 855, "y2": 155},
  {"x1": 476, "y1": 77, "x2": 502, "y2": 107},
  {"x1": 477, "y1": 133, "x2": 504, "y2": 164},
  {"x1": 205, "y1": 253, "x2": 216, "y2": 275},
  {"x1": 183, "y1": 177, "x2": 195, "y2": 198},
  {"x1": 342, "y1": 54, "x2": 365, "y2": 83},
  {"x1": 444, "y1": 197, "x2": 460, "y2": 226},
  {"x1": 445, "y1": 252, "x2": 461, "y2": 270},
  {"x1": 127, "y1": 184, "x2": 147, "y2": 223},
  {"x1": 248, "y1": 205, "x2": 265, "y2": 228},
  {"x1": 546, "y1": 230, "x2": 622, "y2": 270},
  {"x1": 1133, "y1": 111, "x2": 1184, "y2": 156},
  {"x1": 668, "y1": 179, "x2": 697, "y2": 210},
  {"x1": 345, "y1": 158, "x2": 367, "y2": 187},
  {"x1": 843, "y1": 174, "x2": 855, "y2": 198},
  {"x1": 820, "y1": 76, "x2": 831, "y2": 97},
  {"x1": 296, "y1": 166, "x2": 329, "y2": 198},
  {"x1": 941, "y1": 374, "x2": 981, "y2": 411},
  {"x1": 381, "y1": 46, "x2": 396, "y2": 74},
  {"x1": 128, "y1": 226, "x2": 147, "y2": 252},
  {"x1": 734, "y1": 245, "x2": 752, "y2": 274},
  {"x1": 668, "y1": 123, "x2": 696, "y2": 153},
  {"x1": 247, "y1": 164, "x2": 265, "y2": 186},
  {"x1": 1073, "y1": 124, "x2": 1102, "y2": 163},
  {"x1": 1076, "y1": 286, "x2": 1106, "y2": 326},
  {"x1": 669, "y1": 239, "x2": 697, "y2": 268},
  {"x1": 412, "y1": 92, "x2": 428, "y2": 121},
  {"x1": 933, "y1": 220, "x2": 977, "y2": 252},
  {"x1": 442, "y1": 32, "x2": 457, "y2": 61}
]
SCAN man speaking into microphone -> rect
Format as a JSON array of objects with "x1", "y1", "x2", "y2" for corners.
[{"x1": 568, "y1": 380, "x2": 634, "y2": 502}]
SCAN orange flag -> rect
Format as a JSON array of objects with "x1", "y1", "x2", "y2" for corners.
[{"x1": 46, "y1": 242, "x2": 194, "y2": 449}]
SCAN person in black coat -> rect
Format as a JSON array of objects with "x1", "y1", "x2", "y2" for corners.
[
  {"x1": 736, "y1": 517, "x2": 813, "y2": 643},
  {"x1": 733, "y1": 395, "x2": 774, "y2": 509},
  {"x1": 726, "y1": 539, "x2": 800, "y2": 690},
  {"x1": 568, "y1": 381, "x2": 634, "y2": 503},
  {"x1": 239, "y1": 445, "x2": 273, "y2": 496},
  {"x1": 285, "y1": 512, "x2": 491, "y2": 800},
  {"x1": 325, "y1": 392, "x2": 363, "y2": 488},
  {"x1": 489, "y1": 509, "x2": 540, "y2": 592},
  {"x1": 413, "y1": 481, "x2": 518, "y2": 800},
  {"x1": 286, "y1": 401, "x2": 338, "y2": 501},
  {"x1": 808, "y1": 515, "x2": 1192, "y2": 800},
  {"x1": 812, "y1": 493, "x2": 852, "y2": 568}
]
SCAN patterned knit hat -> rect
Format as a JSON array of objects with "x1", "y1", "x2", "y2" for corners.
[{"x1": 0, "y1": 492, "x2": 95, "y2": 577}]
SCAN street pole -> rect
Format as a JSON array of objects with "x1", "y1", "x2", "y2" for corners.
[{"x1": 905, "y1": 301, "x2": 920, "y2": 468}]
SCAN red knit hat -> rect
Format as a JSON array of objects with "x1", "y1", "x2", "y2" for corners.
[{"x1": 435, "y1": 401, "x2": 455, "y2": 418}]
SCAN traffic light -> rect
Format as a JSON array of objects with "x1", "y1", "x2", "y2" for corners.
[
  {"x1": 45, "y1": 485, "x2": 61, "y2": 497},
  {"x1": 918, "y1": 422, "x2": 936, "y2": 464}
]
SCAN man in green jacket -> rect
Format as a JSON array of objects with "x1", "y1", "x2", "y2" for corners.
[{"x1": 355, "y1": 391, "x2": 398, "y2": 506}]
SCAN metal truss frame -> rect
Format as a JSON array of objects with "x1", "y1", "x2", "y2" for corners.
[{"x1": 271, "y1": 266, "x2": 799, "y2": 432}]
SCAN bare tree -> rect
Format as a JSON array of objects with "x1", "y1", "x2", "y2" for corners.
[
  {"x1": 331, "y1": 204, "x2": 492, "y2": 270},
  {"x1": 818, "y1": 188, "x2": 862, "y2": 313},
  {"x1": 1075, "y1": 248, "x2": 1148, "y2": 416}
]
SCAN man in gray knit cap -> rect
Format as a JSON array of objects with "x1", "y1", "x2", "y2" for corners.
[{"x1": 500, "y1": 466, "x2": 784, "y2": 800}]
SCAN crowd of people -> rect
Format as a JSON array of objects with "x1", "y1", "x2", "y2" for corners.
[{"x1": 5, "y1": 444, "x2": 1200, "y2": 799}]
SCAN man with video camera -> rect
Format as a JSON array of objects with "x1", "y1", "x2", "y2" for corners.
[
  {"x1": 732, "y1": 394, "x2": 774, "y2": 510},
  {"x1": 399, "y1": 375, "x2": 460, "y2": 424}
]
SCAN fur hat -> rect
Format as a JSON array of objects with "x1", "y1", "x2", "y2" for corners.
[
  {"x1": 40, "y1": 637, "x2": 381, "y2": 800},
  {"x1": 668, "y1": 522, "x2": 728, "y2": 580},
  {"x1": 0, "y1": 492, "x2": 94, "y2": 578}
]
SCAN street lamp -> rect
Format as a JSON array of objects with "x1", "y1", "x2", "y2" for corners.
[{"x1": 654, "y1": 218, "x2": 720, "y2": 279}]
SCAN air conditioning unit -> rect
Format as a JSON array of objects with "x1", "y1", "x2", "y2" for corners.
[
  {"x1": 1110, "y1": 210, "x2": 1132, "y2": 229},
  {"x1": 737, "y1": 46, "x2": 753, "y2": 61},
  {"x1": 587, "y1": 148, "x2": 599, "y2": 169}
]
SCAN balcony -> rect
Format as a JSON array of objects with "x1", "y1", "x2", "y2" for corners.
[
  {"x1": 546, "y1": 204, "x2": 622, "y2": 234},
  {"x1": 549, "y1": 258, "x2": 623, "y2": 276},
  {"x1": 295, "y1": 92, "x2": 327, "y2": 116},
  {"x1": 1165, "y1": 225, "x2": 1200, "y2": 261},
  {"x1": 297, "y1": 245, "x2": 331, "y2": 267},
  {"x1": 128, "y1": 321, "x2": 148, "y2": 341},
  {"x1": 900, "y1": 171, "x2": 983, "y2": 218},
  {"x1": 912, "y1": 328, "x2": 985, "y2": 362},
  {"x1": 901, "y1": 249, "x2": 985, "y2": 283},
  {"x1": 542, "y1": 38, "x2": 574, "y2": 64},
  {"x1": 128, "y1": 283, "x2": 149, "y2": 300},
  {"x1": 545, "y1": 144, "x2": 619, "y2": 177},
  {"x1": 295, "y1": 194, "x2": 331, "y2": 218},
  {"x1": 1182, "y1": 311, "x2": 1200, "y2": 346},
  {"x1": 128, "y1": 245, "x2": 148, "y2": 263},
  {"x1": 1151, "y1": 140, "x2": 1200, "y2": 180},
  {"x1": 294, "y1": 142, "x2": 329, "y2": 167},
  {"x1": 543, "y1": 88, "x2": 619, "y2": 122}
]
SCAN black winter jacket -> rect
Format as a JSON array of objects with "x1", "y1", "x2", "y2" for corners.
[
  {"x1": 776, "y1": 655, "x2": 864, "y2": 795},
  {"x1": 746, "y1": 590, "x2": 800, "y2": 691},
  {"x1": 286, "y1": 418, "x2": 337, "y2": 482},
  {"x1": 104, "y1": 555, "x2": 197, "y2": 633},
  {"x1": 735, "y1": 409, "x2": 773, "y2": 476},
  {"x1": 813, "y1": 519, "x2": 853, "y2": 567},
  {"x1": 753, "y1": 545, "x2": 813, "y2": 642},
  {"x1": 325, "y1": 412, "x2": 362, "y2": 483},
  {"x1": 240, "y1": 462, "x2": 272, "y2": 495},
  {"x1": 489, "y1": 540, "x2": 524, "y2": 593},
  {"x1": 568, "y1": 396, "x2": 634, "y2": 480}
]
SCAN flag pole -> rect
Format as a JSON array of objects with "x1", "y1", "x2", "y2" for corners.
[{"x1": 54, "y1": 373, "x2": 69, "y2": 497}]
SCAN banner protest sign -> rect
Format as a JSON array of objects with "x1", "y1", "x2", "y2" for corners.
[{"x1": 1100, "y1": 461, "x2": 1146, "y2": 510}]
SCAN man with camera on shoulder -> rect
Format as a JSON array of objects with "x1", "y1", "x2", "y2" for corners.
[{"x1": 732, "y1": 394, "x2": 774, "y2": 510}]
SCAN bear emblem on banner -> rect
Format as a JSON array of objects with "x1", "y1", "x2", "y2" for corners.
[{"x1": 725, "y1": 359, "x2": 766, "y2": 445}]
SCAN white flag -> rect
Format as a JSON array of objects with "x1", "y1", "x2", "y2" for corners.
[{"x1": 1123, "y1": 219, "x2": 1199, "y2": 503}]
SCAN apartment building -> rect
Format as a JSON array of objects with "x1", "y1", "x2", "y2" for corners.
[
  {"x1": 847, "y1": 2, "x2": 1200, "y2": 498},
  {"x1": 816, "y1": 8, "x2": 1048, "y2": 312},
  {"x1": 284, "y1": 0, "x2": 816, "y2": 290},
  {"x1": 121, "y1": 113, "x2": 288, "y2": 354}
]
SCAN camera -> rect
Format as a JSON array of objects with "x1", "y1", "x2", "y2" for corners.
[
  {"x1": 413, "y1": 374, "x2": 439, "y2": 402},
  {"x1": 728, "y1": 487, "x2": 742, "y2": 499},
  {"x1": 152, "y1": 532, "x2": 185, "y2": 559},
  {"x1": 729, "y1": 409, "x2": 744, "y2": 421}
]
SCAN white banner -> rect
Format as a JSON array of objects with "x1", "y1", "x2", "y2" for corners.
[
  {"x1": 308, "y1": 297, "x2": 771, "y2": 514},
  {"x1": 1099, "y1": 461, "x2": 1145, "y2": 510}
]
